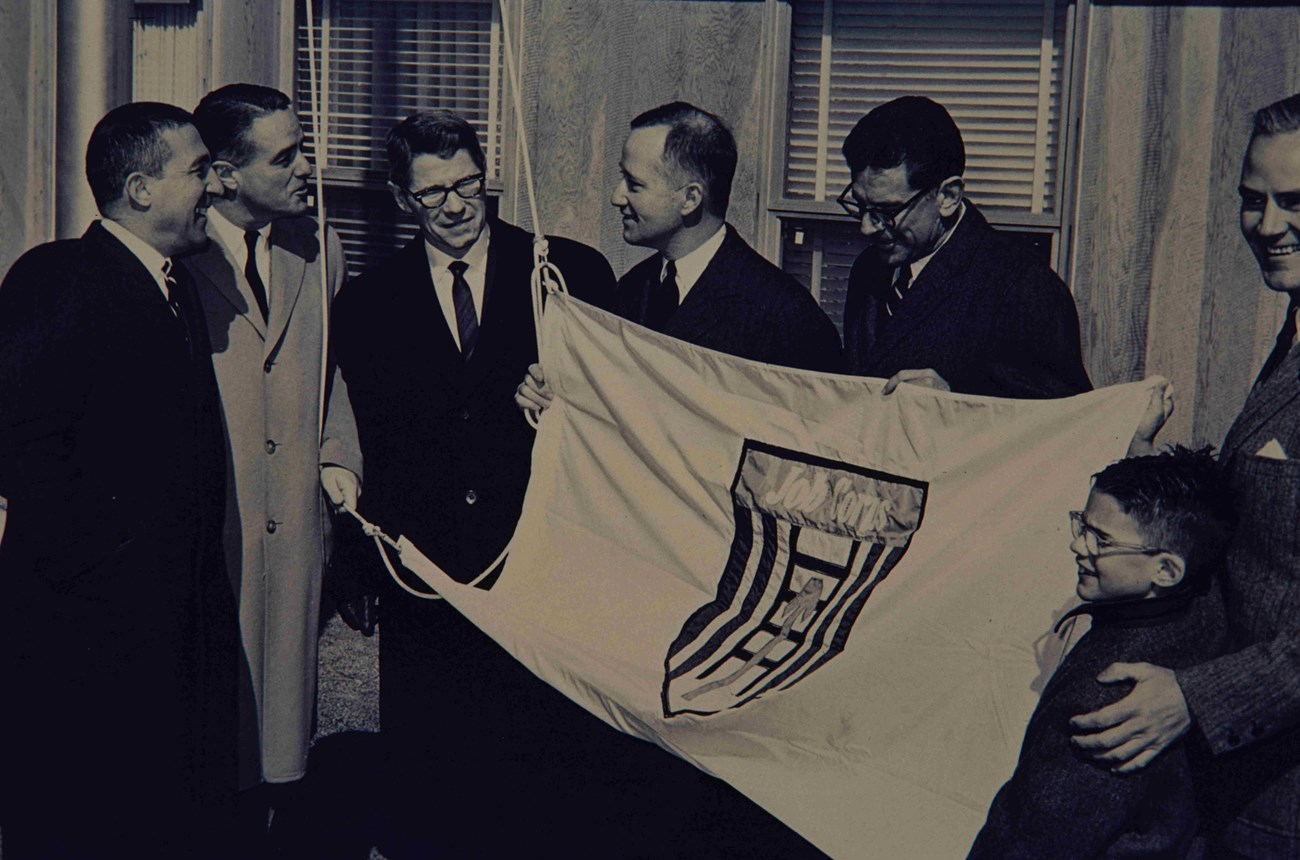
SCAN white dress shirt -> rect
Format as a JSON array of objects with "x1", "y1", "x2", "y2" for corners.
[{"x1": 661, "y1": 223, "x2": 727, "y2": 304}]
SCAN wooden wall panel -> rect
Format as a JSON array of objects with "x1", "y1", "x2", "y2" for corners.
[
  {"x1": 1073, "y1": 4, "x2": 1300, "y2": 448},
  {"x1": 0, "y1": 0, "x2": 56, "y2": 276},
  {"x1": 508, "y1": 0, "x2": 774, "y2": 278}
]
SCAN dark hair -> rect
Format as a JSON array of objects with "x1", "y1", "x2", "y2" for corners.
[
  {"x1": 1252, "y1": 92, "x2": 1300, "y2": 140},
  {"x1": 193, "y1": 83, "x2": 292, "y2": 166},
  {"x1": 1092, "y1": 445, "x2": 1234, "y2": 590},
  {"x1": 630, "y1": 101, "x2": 737, "y2": 217},
  {"x1": 85, "y1": 101, "x2": 196, "y2": 214},
  {"x1": 840, "y1": 96, "x2": 965, "y2": 191},
  {"x1": 385, "y1": 110, "x2": 486, "y2": 188}
]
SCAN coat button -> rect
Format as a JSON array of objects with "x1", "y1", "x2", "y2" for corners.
[
  {"x1": 465, "y1": 489, "x2": 478, "y2": 505},
  {"x1": 266, "y1": 520, "x2": 278, "y2": 534},
  {"x1": 459, "y1": 407, "x2": 470, "y2": 421},
  {"x1": 263, "y1": 359, "x2": 273, "y2": 374},
  {"x1": 1226, "y1": 730, "x2": 1241, "y2": 747},
  {"x1": 265, "y1": 439, "x2": 277, "y2": 454},
  {"x1": 1250, "y1": 722, "x2": 1266, "y2": 739}
]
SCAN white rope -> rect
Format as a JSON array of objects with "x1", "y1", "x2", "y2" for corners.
[
  {"x1": 340, "y1": 0, "x2": 570, "y2": 595},
  {"x1": 305, "y1": 0, "x2": 331, "y2": 447}
]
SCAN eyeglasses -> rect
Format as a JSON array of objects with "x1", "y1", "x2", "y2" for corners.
[
  {"x1": 1068, "y1": 511, "x2": 1167, "y2": 560},
  {"x1": 837, "y1": 183, "x2": 933, "y2": 231},
  {"x1": 406, "y1": 173, "x2": 485, "y2": 210}
]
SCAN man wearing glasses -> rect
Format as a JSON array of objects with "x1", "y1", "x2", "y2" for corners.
[
  {"x1": 326, "y1": 110, "x2": 616, "y2": 858},
  {"x1": 838, "y1": 96, "x2": 1091, "y2": 398}
]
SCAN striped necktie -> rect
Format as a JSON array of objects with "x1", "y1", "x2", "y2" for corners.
[
  {"x1": 449, "y1": 260, "x2": 479, "y2": 360},
  {"x1": 885, "y1": 265, "x2": 912, "y2": 318}
]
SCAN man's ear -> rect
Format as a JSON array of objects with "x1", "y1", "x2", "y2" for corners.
[
  {"x1": 679, "y1": 180, "x2": 705, "y2": 219},
  {"x1": 212, "y1": 160, "x2": 240, "y2": 192},
  {"x1": 1151, "y1": 552, "x2": 1187, "y2": 590},
  {"x1": 388, "y1": 181, "x2": 415, "y2": 216},
  {"x1": 936, "y1": 175, "x2": 964, "y2": 218},
  {"x1": 124, "y1": 172, "x2": 152, "y2": 210}
]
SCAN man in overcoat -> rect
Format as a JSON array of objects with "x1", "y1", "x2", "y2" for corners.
[
  {"x1": 838, "y1": 96, "x2": 1091, "y2": 398},
  {"x1": 185, "y1": 84, "x2": 362, "y2": 819}
]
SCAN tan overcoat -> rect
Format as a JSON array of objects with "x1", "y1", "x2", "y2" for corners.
[{"x1": 185, "y1": 214, "x2": 361, "y2": 785}]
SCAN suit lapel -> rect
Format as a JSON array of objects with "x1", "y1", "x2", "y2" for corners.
[
  {"x1": 83, "y1": 223, "x2": 194, "y2": 357},
  {"x1": 665, "y1": 227, "x2": 744, "y2": 344},
  {"x1": 866, "y1": 209, "x2": 982, "y2": 366},
  {"x1": 266, "y1": 223, "x2": 307, "y2": 357},
  {"x1": 188, "y1": 221, "x2": 268, "y2": 340},
  {"x1": 1223, "y1": 353, "x2": 1300, "y2": 457}
]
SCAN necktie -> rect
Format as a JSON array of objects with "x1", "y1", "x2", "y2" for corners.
[
  {"x1": 647, "y1": 259, "x2": 679, "y2": 332},
  {"x1": 243, "y1": 229, "x2": 270, "y2": 322},
  {"x1": 1256, "y1": 297, "x2": 1300, "y2": 387},
  {"x1": 162, "y1": 260, "x2": 192, "y2": 356},
  {"x1": 885, "y1": 265, "x2": 912, "y2": 318},
  {"x1": 449, "y1": 260, "x2": 479, "y2": 360}
]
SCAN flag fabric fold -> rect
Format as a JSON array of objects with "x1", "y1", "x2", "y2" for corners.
[{"x1": 395, "y1": 293, "x2": 1155, "y2": 859}]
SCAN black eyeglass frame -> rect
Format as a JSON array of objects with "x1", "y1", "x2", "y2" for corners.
[
  {"x1": 406, "y1": 173, "x2": 487, "y2": 210},
  {"x1": 836, "y1": 182, "x2": 934, "y2": 231}
]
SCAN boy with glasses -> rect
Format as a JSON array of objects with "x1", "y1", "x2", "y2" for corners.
[
  {"x1": 967, "y1": 446, "x2": 1231, "y2": 859},
  {"x1": 839, "y1": 96, "x2": 1091, "y2": 398}
]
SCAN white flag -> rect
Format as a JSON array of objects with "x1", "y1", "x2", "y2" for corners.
[{"x1": 394, "y1": 294, "x2": 1155, "y2": 859}]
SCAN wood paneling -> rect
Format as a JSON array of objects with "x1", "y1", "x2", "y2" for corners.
[
  {"x1": 1072, "y1": 4, "x2": 1300, "y2": 447},
  {"x1": 0, "y1": 0, "x2": 56, "y2": 275},
  {"x1": 507, "y1": 0, "x2": 775, "y2": 277}
]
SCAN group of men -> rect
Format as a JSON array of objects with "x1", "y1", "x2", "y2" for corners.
[{"x1": 0, "y1": 73, "x2": 1296, "y2": 858}]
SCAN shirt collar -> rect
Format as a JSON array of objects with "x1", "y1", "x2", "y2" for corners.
[
  {"x1": 662, "y1": 223, "x2": 727, "y2": 298},
  {"x1": 1054, "y1": 587, "x2": 1195, "y2": 634},
  {"x1": 208, "y1": 206, "x2": 269, "y2": 262},
  {"x1": 424, "y1": 221, "x2": 491, "y2": 276},
  {"x1": 99, "y1": 217, "x2": 170, "y2": 289},
  {"x1": 905, "y1": 201, "x2": 965, "y2": 282}
]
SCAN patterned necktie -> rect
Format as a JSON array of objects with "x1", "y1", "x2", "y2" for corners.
[
  {"x1": 1256, "y1": 297, "x2": 1300, "y2": 387},
  {"x1": 449, "y1": 260, "x2": 479, "y2": 360},
  {"x1": 647, "y1": 259, "x2": 679, "y2": 332},
  {"x1": 162, "y1": 259, "x2": 192, "y2": 356},
  {"x1": 885, "y1": 265, "x2": 912, "y2": 318},
  {"x1": 243, "y1": 229, "x2": 270, "y2": 322}
]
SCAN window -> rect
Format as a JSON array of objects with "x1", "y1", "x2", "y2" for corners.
[
  {"x1": 774, "y1": 0, "x2": 1082, "y2": 330},
  {"x1": 297, "y1": 0, "x2": 503, "y2": 275}
]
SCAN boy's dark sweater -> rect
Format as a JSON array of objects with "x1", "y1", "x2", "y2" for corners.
[{"x1": 968, "y1": 583, "x2": 1227, "y2": 859}]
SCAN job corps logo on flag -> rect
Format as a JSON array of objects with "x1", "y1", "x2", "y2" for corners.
[{"x1": 663, "y1": 440, "x2": 928, "y2": 718}]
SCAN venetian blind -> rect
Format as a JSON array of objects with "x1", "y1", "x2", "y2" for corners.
[
  {"x1": 296, "y1": 0, "x2": 502, "y2": 273},
  {"x1": 784, "y1": 0, "x2": 1073, "y2": 217}
]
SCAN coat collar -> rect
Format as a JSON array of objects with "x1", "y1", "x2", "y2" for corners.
[
  {"x1": 865, "y1": 203, "x2": 993, "y2": 365},
  {"x1": 1222, "y1": 347, "x2": 1300, "y2": 457},
  {"x1": 1054, "y1": 588, "x2": 1195, "y2": 633},
  {"x1": 662, "y1": 223, "x2": 748, "y2": 344}
]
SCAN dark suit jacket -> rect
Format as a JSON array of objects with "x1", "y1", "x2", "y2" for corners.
[
  {"x1": 970, "y1": 587, "x2": 1226, "y2": 860},
  {"x1": 614, "y1": 224, "x2": 843, "y2": 372},
  {"x1": 843, "y1": 202, "x2": 1091, "y2": 397},
  {"x1": 329, "y1": 219, "x2": 617, "y2": 853},
  {"x1": 0, "y1": 223, "x2": 239, "y2": 837},
  {"x1": 1176, "y1": 349, "x2": 1300, "y2": 849}
]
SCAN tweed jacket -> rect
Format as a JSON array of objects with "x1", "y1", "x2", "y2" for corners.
[
  {"x1": 842, "y1": 202, "x2": 1091, "y2": 397},
  {"x1": 184, "y1": 213, "x2": 361, "y2": 786},
  {"x1": 1177, "y1": 345, "x2": 1300, "y2": 852}
]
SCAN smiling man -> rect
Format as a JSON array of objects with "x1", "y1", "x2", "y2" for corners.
[
  {"x1": 839, "y1": 96, "x2": 1091, "y2": 398},
  {"x1": 1071, "y1": 92, "x2": 1300, "y2": 859},
  {"x1": 184, "y1": 83, "x2": 363, "y2": 839},
  {"x1": 327, "y1": 110, "x2": 616, "y2": 858},
  {"x1": 0, "y1": 102, "x2": 240, "y2": 857}
]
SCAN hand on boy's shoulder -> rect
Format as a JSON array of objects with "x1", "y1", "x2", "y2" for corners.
[{"x1": 1068, "y1": 662, "x2": 1190, "y2": 773}]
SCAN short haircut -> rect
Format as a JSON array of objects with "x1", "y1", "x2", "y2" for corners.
[
  {"x1": 193, "y1": 83, "x2": 293, "y2": 166},
  {"x1": 840, "y1": 96, "x2": 965, "y2": 191},
  {"x1": 630, "y1": 102, "x2": 737, "y2": 218},
  {"x1": 1091, "y1": 445, "x2": 1235, "y2": 591},
  {"x1": 1251, "y1": 92, "x2": 1300, "y2": 140},
  {"x1": 385, "y1": 110, "x2": 486, "y2": 188},
  {"x1": 85, "y1": 101, "x2": 197, "y2": 214}
]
